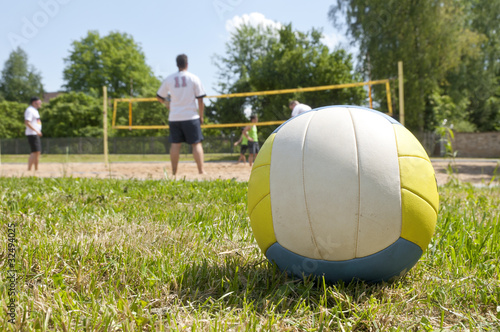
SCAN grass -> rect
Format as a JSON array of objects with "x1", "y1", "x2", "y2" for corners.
[
  {"x1": 0, "y1": 153, "x2": 240, "y2": 164},
  {"x1": 0, "y1": 177, "x2": 499, "y2": 331}
]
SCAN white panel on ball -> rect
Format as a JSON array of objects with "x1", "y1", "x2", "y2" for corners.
[
  {"x1": 270, "y1": 111, "x2": 317, "y2": 257},
  {"x1": 350, "y1": 109, "x2": 402, "y2": 257},
  {"x1": 302, "y1": 108, "x2": 360, "y2": 261}
]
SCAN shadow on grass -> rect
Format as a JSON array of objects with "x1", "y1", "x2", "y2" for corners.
[{"x1": 152, "y1": 256, "x2": 406, "y2": 319}]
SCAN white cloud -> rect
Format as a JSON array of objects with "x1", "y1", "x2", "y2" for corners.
[
  {"x1": 321, "y1": 31, "x2": 359, "y2": 58},
  {"x1": 223, "y1": 13, "x2": 359, "y2": 58},
  {"x1": 320, "y1": 33, "x2": 342, "y2": 50},
  {"x1": 225, "y1": 12, "x2": 282, "y2": 34}
]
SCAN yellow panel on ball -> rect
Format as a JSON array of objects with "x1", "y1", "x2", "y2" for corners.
[
  {"x1": 393, "y1": 123, "x2": 439, "y2": 252},
  {"x1": 393, "y1": 124, "x2": 430, "y2": 160},
  {"x1": 247, "y1": 133, "x2": 276, "y2": 254},
  {"x1": 247, "y1": 133, "x2": 275, "y2": 213},
  {"x1": 247, "y1": 165, "x2": 271, "y2": 216},
  {"x1": 399, "y1": 157, "x2": 439, "y2": 213},
  {"x1": 252, "y1": 133, "x2": 275, "y2": 169},
  {"x1": 249, "y1": 194, "x2": 276, "y2": 253},
  {"x1": 400, "y1": 189, "x2": 438, "y2": 251}
]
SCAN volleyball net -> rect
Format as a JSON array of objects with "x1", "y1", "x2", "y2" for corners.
[{"x1": 111, "y1": 79, "x2": 393, "y2": 130}]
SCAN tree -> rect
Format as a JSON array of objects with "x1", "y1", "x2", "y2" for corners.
[
  {"x1": 249, "y1": 25, "x2": 366, "y2": 120},
  {"x1": 329, "y1": 0, "x2": 482, "y2": 131},
  {"x1": 41, "y1": 92, "x2": 103, "y2": 137},
  {"x1": 0, "y1": 101, "x2": 27, "y2": 138},
  {"x1": 209, "y1": 23, "x2": 366, "y2": 138},
  {"x1": 63, "y1": 31, "x2": 159, "y2": 98},
  {"x1": 41, "y1": 92, "x2": 169, "y2": 138},
  {"x1": 444, "y1": 0, "x2": 500, "y2": 131},
  {"x1": 0, "y1": 47, "x2": 44, "y2": 103},
  {"x1": 209, "y1": 24, "x2": 279, "y2": 126}
]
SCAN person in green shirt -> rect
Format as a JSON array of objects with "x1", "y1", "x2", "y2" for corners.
[
  {"x1": 233, "y1": 130, "x2": 248, "y2": 164},
  {"x1": 243, "y1": 114, "x2": 259, "y2": 166}
]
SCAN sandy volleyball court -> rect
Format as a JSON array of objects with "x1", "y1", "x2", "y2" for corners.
[
  {"x1": 0, "y1": 161, "x2": 253, "y2": 182},
  {"x1": 0, "y1": 159, "x2": 498, "y2": 186}
]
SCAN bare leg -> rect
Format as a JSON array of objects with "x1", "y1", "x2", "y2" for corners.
[
  {"x1": 170, "y1": 143, "x2": 182, "y2": 175},
  {"x1": 33, "y1": 151, "x2": 40, "y2": 170},
  {"x1": 192, "y1": 142, "x2": 206, "y2": 174},
  {"x1": 28, "y1": 153, "x2": 34, "y2": 171},
  {"x1": 248, "y1": 154, "x2": 255, "y2": 167},
  {"x1": 28, "y1": 152, "x2": 40, "y2": 171}
]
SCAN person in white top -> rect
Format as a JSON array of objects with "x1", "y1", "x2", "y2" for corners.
[
  {"x1": 24, "y1": 96, "x2": 43, "y2": 171},
  {"x1": 157, "y1": 54, "x2": 207, "y2": 176},
  {"x1": 289, "y1": 100, "x2": 312, "y2": 118}
]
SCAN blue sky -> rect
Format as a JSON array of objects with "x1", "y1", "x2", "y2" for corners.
[{"x1": 0, "y1": 0, "x2": 353, "y2": 97}]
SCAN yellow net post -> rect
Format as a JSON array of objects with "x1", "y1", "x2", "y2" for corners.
[
  {"x1": 398, "y1": 61, "x2": 405, "y2": 126},
  {"x1": 368, "y1": 84, "x2": 373, "y2": 109},
  {"x1": 112, "y1": 99, "x2": 118, "y2": 127},
  {"x1": 103, "y1": 86, "x2": 108, "y2": 166},
  {"x1": 385, "y1": 81, "x2": 393, "y2": 117}
]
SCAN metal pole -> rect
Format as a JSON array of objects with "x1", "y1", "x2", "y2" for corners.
[
  {"x1": 398, "y1": 61, "x2": 405, "y2": 126},
  {"x1": 103, "y1": 86, "x2": 109, "y2": 166},
  {"x1": 385, "y1": 81, "x2": 393, "y2": 117},
  {"x1": 368, "y1": 84, "x2": 373, "y2": 109}
]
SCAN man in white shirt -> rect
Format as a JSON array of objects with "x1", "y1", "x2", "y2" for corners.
[
  {"x1": 157, "y1": 54, "x2": 206, "y2": 175},
  {"x1": 24, "y1": 96, "x2": 43, "y2": 171},
  {"x1": 289, "y1": 100, "x2": 312, "y2": 118}
]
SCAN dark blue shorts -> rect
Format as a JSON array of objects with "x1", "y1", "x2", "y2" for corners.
[
  {"x1": 169, "y1": 119, "x2": 204, "y2": 144},
  {"x1": 240, "y1": 144, "x2": 248, "y2": 154},
  {"x1": 248, "y1": 141, "x2": 260, "y2": 154},
  {"x1": 27, "y1": 135, "x2": 41, "y2": 153}
]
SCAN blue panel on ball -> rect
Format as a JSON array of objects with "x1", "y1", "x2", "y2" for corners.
[{"x1": 265, "y1": 238, "x2": 423, "y2": 283}]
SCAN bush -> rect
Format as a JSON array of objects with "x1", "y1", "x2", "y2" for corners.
[
  {"x1": 0, "y1": 100, "x2": 27, "y2": 138},
  {"x1": 42, "y1": 92, "x2": 103, "y2": 137}
]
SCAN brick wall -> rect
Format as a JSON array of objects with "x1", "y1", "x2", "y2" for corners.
[{"x1": 452, "y1": 132, "x2": 500, "y2": 158}]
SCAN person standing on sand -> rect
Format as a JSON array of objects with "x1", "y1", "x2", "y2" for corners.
[
  {"x1": 157, "y1": 54, "x2": 206, "y2": 176},
  {"x1": 243, "y1": 115, "x2": 259, "y2": 167},
  {"x1": 24, "y1": 96, "x2": 43, "y2": 171},
  {"x1": 233, "y1": 130, "x2": 248, "y2": 164}
]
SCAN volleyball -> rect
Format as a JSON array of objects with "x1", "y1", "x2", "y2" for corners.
[{"x1": 247, "y1": 106, "x2": 439, "y2": 283}]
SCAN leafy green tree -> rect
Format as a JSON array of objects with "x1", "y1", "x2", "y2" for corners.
[
  {"x1": 329, "y1": 0, "x2": 482, "y2": 131},
  {"x1": 209, "y1": 24, "x2": 279, "y2": 125},
  {"x1": 0, "y1": 47, "x2": 44, "y2": 103},
  {"x1": 63, "y1": 31, "x2": 160, "y2": 98},
  {"x1": 444, "y1": 0, "x2": 500, "y2": 131},
  {"x1": 250, "y1": 25, "x2": 366, "y2": 120},
  {"x1": 41, "y1": 92, "x2": 103, "y2": 137},
  {"x1": 428, "y1": 90, "x2": 475, "y2": 132},
  {"x1": 0, "y1": 100, "x2": 27, "y2": 138},
  {"x1": 210, "y1": 23, "x2": 366, "y2": 138}
]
